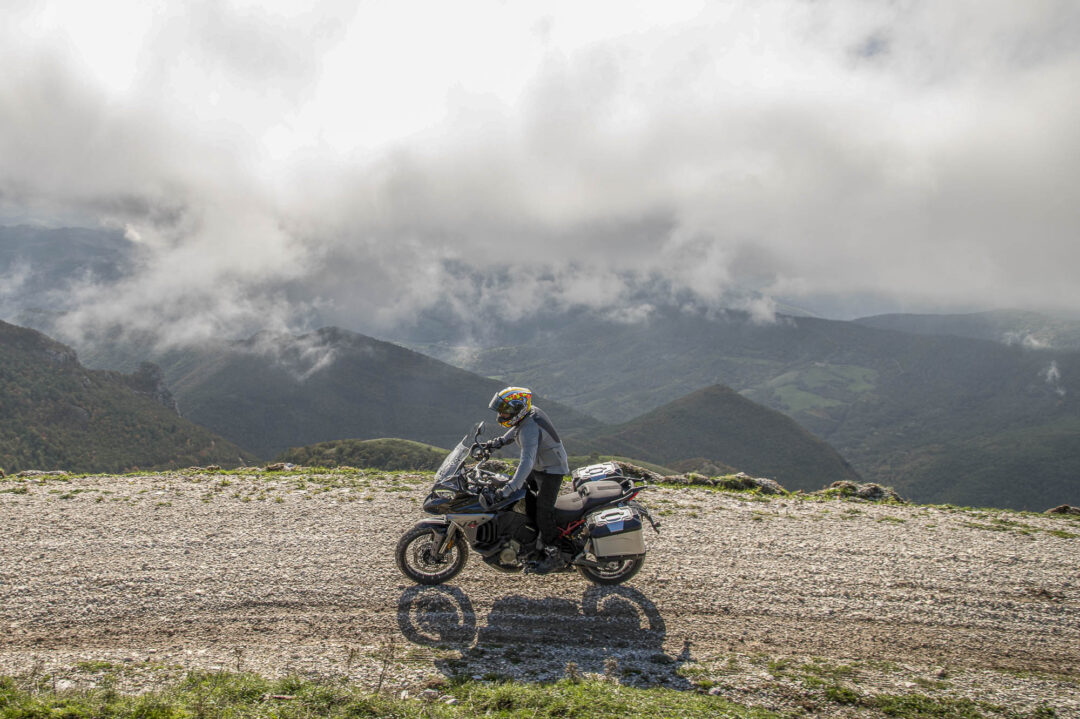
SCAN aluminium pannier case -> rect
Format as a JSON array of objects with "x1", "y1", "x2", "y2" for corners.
[
  {"x1": 586, "y1": 506, "x2": 645, "y2": 558},
  {"x1": 571, "y1": 461, "x2": 623, "y2": 490}
]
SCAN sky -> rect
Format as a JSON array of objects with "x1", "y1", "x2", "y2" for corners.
[{"x1": 2, "y1": 0, "x2": 1079, "y2": 349}]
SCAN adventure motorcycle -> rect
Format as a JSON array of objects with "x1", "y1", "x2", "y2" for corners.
[{"x1": 395, "y1": 422, "x2": 660, "y2": 586}]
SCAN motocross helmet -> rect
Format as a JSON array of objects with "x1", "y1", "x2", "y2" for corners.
[{"x1": 489, "y1": 386, "x2": 533, "y2": 427}]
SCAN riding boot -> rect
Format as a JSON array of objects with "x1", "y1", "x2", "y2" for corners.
[{"x1": 527, "y1": 544, "x2": 566, "y2": 574}]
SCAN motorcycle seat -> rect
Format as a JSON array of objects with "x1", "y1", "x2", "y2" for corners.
[{"x1": 553, "y1": 480, "x2": 625, "y2": 524}]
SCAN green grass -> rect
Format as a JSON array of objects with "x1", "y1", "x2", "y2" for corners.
[
  {"x1": 772, "y1": 385, "x2": 843, "y2": 412},
  {"x1": 0, "y1": 671, "x2": 780, "y2": 719},
  {"x1": 275, "y1": 438, "x2": 451, "y2": 472},
  {"x1": 815, "y1": 682, "x2": 1059, "y2": 718},
  {"x1": 962, "y1": 519, "x2": 1078, "y2": 540}
]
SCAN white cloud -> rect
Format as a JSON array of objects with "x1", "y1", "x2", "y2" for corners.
[
  {"x1": 2, "y1": 0, "x2": 1079, "y2": 345},
  {"x1": 1043, "y1": 360, "x2": 1066, "y2": 397}
]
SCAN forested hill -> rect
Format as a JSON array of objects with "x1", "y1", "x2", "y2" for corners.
[
  {"x1": 275, "y1": 437, "x2": 449, "y2": 471},
  {"x1": 566, "y1": 384, "x2": 862, "y2": 491},
  {"x1": 0, "y1": 321, "x2": 252, "y2": 473}
]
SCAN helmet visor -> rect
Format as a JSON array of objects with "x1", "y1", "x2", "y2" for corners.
[{"x1": 491, "y1": 398, "x2": 515, "y2": 416}]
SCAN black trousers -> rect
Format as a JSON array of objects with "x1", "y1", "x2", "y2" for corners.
[{"x1": 525, "y1": 470, "x2": 564, "y2": 545}]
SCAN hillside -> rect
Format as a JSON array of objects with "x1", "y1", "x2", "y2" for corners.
[
  {"x1": 0, "y1": 321, "x2": 251, "y2": 472},
  {"x1": 2, "y1": 470, "x2": 1078, "y2": 717},
  {"x1": 275, "y1": 437, "x2": 449, "y2": 471},
  {"x1": 855, "y1": 309, "x2": 1080, "y2": 350},
  {"x1": 567, "y1": 384, "x2": 861, "y2": 491},
  {"x1": 152, "y1": 327, "x2": 602, "y2": 458},
  {"x1": 416, "y1": 306, "x2": 1080, "y2": 510}
]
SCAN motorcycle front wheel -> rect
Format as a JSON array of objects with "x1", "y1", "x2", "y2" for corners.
[
  {"x1": 576, "y1": 556, "x2": 644, "y2": 586},
  {"x1": 395, "y1": 526, "x2": 469, "y2": 585}
]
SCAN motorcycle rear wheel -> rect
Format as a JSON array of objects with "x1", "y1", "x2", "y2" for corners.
[
  {"x1": 576, "y1": 556, "x2": 644, "y2": 585},
  {"x1": 396, "y1": 526, "x2": 469, "y2": 585}
]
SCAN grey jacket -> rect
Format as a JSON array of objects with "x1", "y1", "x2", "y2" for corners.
[{"x1": 497, "y1": 407, "x2": 570, "y2": 490}]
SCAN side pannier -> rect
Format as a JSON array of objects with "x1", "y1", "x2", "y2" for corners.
[{"x1": 586, "y1": 506, "x2": 645, "y2": 559}]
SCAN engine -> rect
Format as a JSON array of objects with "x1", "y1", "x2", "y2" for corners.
[{"x1": 479, "y1": 510, "x2": 538, "y2": 572}]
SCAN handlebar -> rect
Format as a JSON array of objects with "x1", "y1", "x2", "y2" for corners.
[{"x1": 469, "y1": 442, "x2": 491, "y2": 461}]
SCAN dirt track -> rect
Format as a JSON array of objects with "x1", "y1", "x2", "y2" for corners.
[{"x1": 1, "y1": 470, "x2": 1078, "y2": 714}]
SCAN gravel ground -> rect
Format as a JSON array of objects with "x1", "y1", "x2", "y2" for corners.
[{"x1": 1, "y1": 470, "x2": 1078, "y2": 717}]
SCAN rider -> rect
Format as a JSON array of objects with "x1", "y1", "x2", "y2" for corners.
[{"x1": 483, "y1": 386, "x2": 570, "y2": 574}]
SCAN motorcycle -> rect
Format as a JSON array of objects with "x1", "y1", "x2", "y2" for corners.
[{"x1": 395, "y1": 422, "x2": 660, "y2": 586}]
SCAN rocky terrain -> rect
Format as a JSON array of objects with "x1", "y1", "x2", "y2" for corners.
[{"x1": 1, "y1": 469, "x2": 1078, "y2": 717}]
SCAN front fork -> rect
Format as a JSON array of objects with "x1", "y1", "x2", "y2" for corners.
[
  {"x1": 437, "y1": 525, "x2": 459, "y2": 555},
  {"x1": 413, "y1": 519, "x2": 460, "y2": 556}
]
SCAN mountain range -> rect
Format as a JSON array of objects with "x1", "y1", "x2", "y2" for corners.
[
  {"x1": 0, "y1": 317, "x2": 857, "y2": 491},
  {"x1": 399, "y1": 305, "x2": 1080, "y2": 510},
  {"x1": 145, "y1": 326, "x2": 856, "y2": 490},
  {"x1": 4, "y1": 224, "x2": 1080, "y2": 510}
]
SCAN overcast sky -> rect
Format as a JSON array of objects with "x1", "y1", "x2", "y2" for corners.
[{"x1": 2, "y1": 0, "x2": 1079, "y2": 346}]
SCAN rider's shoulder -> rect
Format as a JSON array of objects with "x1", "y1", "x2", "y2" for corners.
[{"x1": 517, "y1": 411, "x2": 540, "y2": 430}]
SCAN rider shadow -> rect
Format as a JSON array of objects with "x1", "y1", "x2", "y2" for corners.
[{"x1": 397, "y1": 584, "x2": 691, "y2": 688}]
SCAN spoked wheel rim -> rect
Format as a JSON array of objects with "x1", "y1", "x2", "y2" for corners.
[{"x1": 404, "y1": 532, "x2": 464, "y2": 581}]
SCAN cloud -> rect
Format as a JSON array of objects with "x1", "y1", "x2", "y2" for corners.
[
  {"x1": 2, "y1": 0, "x2": 1080, "y2": 347},
  {"x1": 240, "y1": 328, "x2": 341, "y2": 382},
  {"x1": 0, "y1": 262, "x2": 32, "y2": 319},
  {"x1": 1004, "y1": 331, "x2": 1049, "y2": 350},
  {"x1": 1043, "y1": 360, "x2": 1066, "y2": 397}
]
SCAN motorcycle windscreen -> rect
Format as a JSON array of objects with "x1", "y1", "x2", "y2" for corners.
[{"x1": 434, "y1": 440, "x2": 470, "y2": 483}]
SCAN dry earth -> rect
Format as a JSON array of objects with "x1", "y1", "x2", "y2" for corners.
[{"x1": 1, "y1": 469, "x2": 1078, "y2": 717}]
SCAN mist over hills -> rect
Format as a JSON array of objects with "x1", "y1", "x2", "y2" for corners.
[
  {"x1": 854, "y1": 310, "x2": 1080, "y2": 351},
  {"x1": 0, "y1": 320, "x2": 251, "y2": 473},
  {"x1": 0, "y1": 225, "x2": 135, "y2": 327}
]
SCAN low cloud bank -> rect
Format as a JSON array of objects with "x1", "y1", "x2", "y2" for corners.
[{"x1": 3, "y1": 2, "x2": 1079, "y2": 348}]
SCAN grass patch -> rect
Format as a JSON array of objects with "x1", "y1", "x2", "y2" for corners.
[
  {"x1": 799, "y1": 660, "x2": 855, "y2": 681},
  {"x1": 74, "y1": 660, "x2": 120, "y2": 673},
  {"x1": 870, "y1": 693, "x2": 995, "y2": 718},
  {"x1": 0, "y1": 671, "x2": 781, "y2": 719},
  {"x1": 962, "y1": 519, "x2": 1076, "y2": 539},
  {"x1": 962, "y1": 521, "x2": 1010, "y2": 532},
  {"x1": 816, "y1": 683, "x2": 1061, "y2": 718}
]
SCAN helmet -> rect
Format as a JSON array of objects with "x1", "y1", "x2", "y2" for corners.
[{"x1": 488, "y1": 386, "x2": 533, "y2": 427}]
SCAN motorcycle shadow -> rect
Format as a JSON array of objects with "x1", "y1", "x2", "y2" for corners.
[{"x1": 397, "y1": 584, "x2": 691, "y2": 687}]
